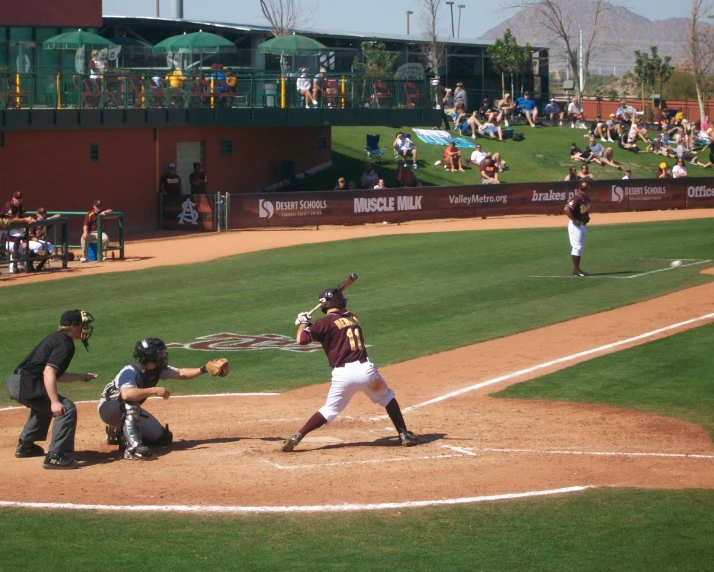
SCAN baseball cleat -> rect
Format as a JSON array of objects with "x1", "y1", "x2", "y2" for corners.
[
  {"x1": 15, "y1": 439, "x2": 45, "y2": 458},
  {"x1": 399, "y1": 431, "x2": 420, "y2": 447},
  {"x1": 42, "y1": 452, "x2": 79, "y2": 470},
  {"x1": 573, "y1": 270, "x2": 589, "y2": 277},
  {"x1": 281, "y1": 432, "x2": 303, "y2": 452},
  {"x1": 123, "y1": 445, "x2": 158, "y2": 461}
]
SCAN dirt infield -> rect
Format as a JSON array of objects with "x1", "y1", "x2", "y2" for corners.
[{"x1": 1, "y1": 210, "x2": 713, "y2": 511}]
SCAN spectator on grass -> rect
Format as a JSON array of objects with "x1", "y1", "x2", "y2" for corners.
[
  {"x1": 676, "y1": 135, "x2": 706, "y2": 167},
  {"x1": 374, "y1": 179, "x2": 387, "y2": 190},
  {"x1": 189, "y1": 162, "x2": 208, "y2": 194},
  {"x1": 395, "y1": 162, "x2": 422, "y2": 188},
  {"x1": 544, "y1": 98, "x2": 564, "y2": 125},
  {"x1": 464, "y1": 111, "x2": 484, "y2": 138},
  {"x1": 601, "y1": 113, "x2": 621, "y2": 140},
  {"x1": 442, "y1": 141, "x2": 465, "y2": 172},
  {"x1": 627, "y1": 114, "x2": 650, "y2": 143},
  {"x1": 672, "y1": 157, "x2": 688, "y2": 178},
  {"x1": 655, "y1": 162, "x2": 671, "y2": 179},
  {"x1": 479, "y1": 121, "x2": 504, "y2": 141},
  {"x1": 617, "y1": 133, "x2": 640, "y2": 153},
  {"x1": 564, "y1": 166, "x2": 578, "y2": 181},
  {"x1": 516, "y1": 91, "x2": 539, "y2": 128},
  {"x1": 497, "y1": 93, "x2": 517, "y2": 126},
  {"x1": 360, "y1": 164, "x2": 380, "y2": 189},
  {"x1": 700, "y1": 140, "x2": 714, "y2": 168},
  {"x1": 334, "y1": 177, "x2": 347, "y2": 191},
  {"x1": 479, "y1": 98, "x2": 499, "y2": 123},
  {"x1": 615, "y1": 99, "x2": 636, "y2": 126},
  {"x1": 393, "y1": 133, "x2": 418, "y2": 168},
  {"x1": 622, "y1": 167, "x2": 633, "y2": 180},
  {"x1": 567, "y1": 97, "x2": 586, "y2": 128},
  {"x1": 570, "y1": 142, "x2": 591, "y2": 163},
  {"x1": 646, "y1": 134, "x2": 675, "y2": 158},
  {"x1": 435, "y1": 78, "x2": 452, "y2": 129},
  {"x1": 577, "y1": 164, "x2": 594, "y2": 180},
  {"x1": 587, "y1": 135, "x2": 621, "y2": 170},
  {"x1": 453, "y1": 82, "x2": 468, "y2": 111},
  {"x1": 469, "y1": 143, "x2": 487, "y2": 166},
  {"x1": 80, "y1": 200, "x2": 113, "y2": 263},
  {"x1": 480, "y1": 157, "x2": 500, "y2": 184}
]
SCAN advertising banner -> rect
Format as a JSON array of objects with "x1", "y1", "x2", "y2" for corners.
[
  {"x1": 225, "y1": 178, "x2": 710, "y2": 229},
  {"x1": 162, "y1": 194, "x2": 215, "y2": 231}
]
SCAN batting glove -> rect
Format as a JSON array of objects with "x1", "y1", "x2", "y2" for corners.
[{"x1": 295, "y1": 312, "x2": 312, "y2": 326}]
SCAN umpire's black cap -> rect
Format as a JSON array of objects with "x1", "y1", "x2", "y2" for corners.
[{"x1": 60, "y1": 309, "x2": 83, "y2": 326}]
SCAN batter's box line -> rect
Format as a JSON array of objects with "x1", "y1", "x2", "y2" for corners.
[
  {"x1": 528, "y1": 259, "x2": 712, "y2": 279},
  {"x1": 263, "y1": 453, "x2": 465, "y2": 470},
  {"x1": 462, "y1": 446, "x2": 714, "y2": 460}
]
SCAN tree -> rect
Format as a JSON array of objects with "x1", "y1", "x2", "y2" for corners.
[
  {"x1": 685, "y1": 0, "x2": 714, "y2": 119},
  {"x1": 259, "y1": 0, "x2": 312, "y2": 72},
  {"x1": 417, "y1": 0, "x2": 447, "y2": 75},
  {"x1": 487, "y1": 29, "x2": 533, "y2": 97},
  {"x1": 352, "y1": 39, "x2": 400, "y2": 75},
  {"x1": 510, "y1": 0, "x2": 609, "y2": 99}
]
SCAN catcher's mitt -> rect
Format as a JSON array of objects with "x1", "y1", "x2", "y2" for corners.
[{"x1": 205, "y1": 358, "x2": 229, "y2": 377}]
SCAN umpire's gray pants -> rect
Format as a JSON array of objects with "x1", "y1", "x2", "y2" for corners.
[
  {"x1": 7, "y1": 375, "x2": 77, "y2": 453},
  {"x1": 97, "y1": 398, "x2": 165, "y2": 441}
]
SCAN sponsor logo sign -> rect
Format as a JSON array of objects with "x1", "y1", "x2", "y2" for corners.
[
  {"x1": 449, "y1": 193, "x2": 508, "y2": 205},
  {"x1": 177, "y1": 198, "x2": 200, "y2": 225},
  {"x1": 611, "y1": 184, "x2": 667, "y2": 202},
  {"x1": 687, "y1": 185, "x2": 714, "y2": 198},
  {"x1": 530, "y1": 190, "x2": 574, "y2": 202},
  {"x1": 167, "y1": 332, "x2": 322, "y2": 353},
  {"x1": 258, "y1": 199, "x2": 328, "y2": 219},
  {"x1": 353, "y1": 196, "x2": 423, "y2": 213}
]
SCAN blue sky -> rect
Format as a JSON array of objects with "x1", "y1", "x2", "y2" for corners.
[{"x1": 103, "y1": 0, "x2": 686, "y2": 40}]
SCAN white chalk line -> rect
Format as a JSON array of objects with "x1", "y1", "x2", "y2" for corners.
[
  {"x1": 529, "y1": 259, "x2": 712, "y2": 279},
  {"x1": 264, "y1": 453, "x2": 464, "y2": 470},
  {"x1": 0, "y1": 486, "x2": 591, "y2": 514},
  {"x1": 360, "y1": 310, "x2": 714, "y2": 418},
  {"x1": 443, "y1": 445, "x2": 479, "y2": 457},
  {"x1": 0, "y1": 392, "x2": 280, "y2": 413},
  {"x1": 464, "y1": 447, "x2": 714, "y2": 460}
]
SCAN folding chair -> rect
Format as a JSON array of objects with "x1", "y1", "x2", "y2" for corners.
[
  {"x1": 373, "y1": 81, "x2": 393, "y2": 108},
  {"x1": 365, "y1": 134, "x2": 385, "y2": 162},
  {"x1": 403, "y1": 82, "x2": 422, "y2": 107}
]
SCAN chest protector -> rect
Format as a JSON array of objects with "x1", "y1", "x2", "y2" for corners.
[{"x1": 126, "y1": 360, "x2": 165, "y2": 389}]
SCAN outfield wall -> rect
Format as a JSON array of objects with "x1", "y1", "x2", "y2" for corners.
[{"x1": 214, "y1": 179, "x2": 714, "y2": 229}]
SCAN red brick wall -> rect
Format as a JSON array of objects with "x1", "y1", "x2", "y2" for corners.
[
  {"x1": 1, "y1": 125, "x2": 331, "y2": 235},
  {"x1": 2, "y1": 0, "x2": 102, "y2": 27}
]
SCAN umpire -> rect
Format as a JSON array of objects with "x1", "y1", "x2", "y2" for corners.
[{"x1": 7, "y1": 309, "x2": 97, "y2": 470}]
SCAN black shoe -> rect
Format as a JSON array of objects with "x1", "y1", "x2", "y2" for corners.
[
  {"x1": 124, "y1": 445, "x2": 157, "y2": 461},
  {"x1": 15, "y1": 440, "x2": 44, "y2": 458},
  {"x1": 573, "y1": 270, "x2": 589, "y2": 277},
  {"x1": 42, "y1": 452, "x2": 79, "y2": 470},
  {"x1": 105, "y1": 424, "x2": 120, "y2": 446},
  {"x1": 399, "y1": 431, "x2": 420, "y2": 447}
]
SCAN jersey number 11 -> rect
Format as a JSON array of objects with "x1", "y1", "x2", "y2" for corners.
[{"x1": 346, "y1": 327, "x2": 363, "y2": 351}]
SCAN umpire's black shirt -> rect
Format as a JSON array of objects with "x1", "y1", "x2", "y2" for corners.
[{"x1": 16, "y1": 330, "x2": 75, "y2": 378}]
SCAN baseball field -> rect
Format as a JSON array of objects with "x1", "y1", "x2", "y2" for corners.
[{"x1": 1, "y1": 211, "x2": 714, "y2": 570}]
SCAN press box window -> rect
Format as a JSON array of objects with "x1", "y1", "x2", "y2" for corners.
[
  {"x1": 316, "y1": 136, "x2": 327, "y2": 151},
  {"x1": 220, "y1": 139, "x2": 233, "y2": 156},
  {"x1": 90, "y1": 144, "x2": 99, "y2": 162}
]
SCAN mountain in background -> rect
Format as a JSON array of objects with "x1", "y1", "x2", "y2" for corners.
[{"x1": 479, "y1": 0, "x2": 689, "y2": 76}]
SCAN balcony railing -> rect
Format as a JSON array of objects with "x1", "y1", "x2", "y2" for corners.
[{"x1": 0, "y1": 69, "x2": 431, "y2": 111}]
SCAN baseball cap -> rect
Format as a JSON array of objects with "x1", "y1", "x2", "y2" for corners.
[
  {"x1": 625, "y1": 168, "x2": 632, "y2": 172},
  {"x1": 12, "y1": 191, "x2": 22, "y2": 199},
  {"x1": 60, "y1": 309, "x2": 83, "y2": 327},
  {"x1": 578, "y1": 181, "x2": 589, "y2": 191},
  {"x1": 549, "y1": 97, "x2": 556, "y2": 102},
  {"x1": 659, "y1": 162, "x2": 667, "y2": 169},
  {"x1": 168, "y1": 163, "x2": 176, "y2": 169},
  {"x1": 93, "y1": 200, "x2": 103, "y2": 208},
  {"x1": 36, "y1": 207, "x2": 46, "y2": 216}
]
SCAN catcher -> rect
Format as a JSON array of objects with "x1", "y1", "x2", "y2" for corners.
[{"x1": 97, "y1": 337, "x2": 229, "y2": 461}]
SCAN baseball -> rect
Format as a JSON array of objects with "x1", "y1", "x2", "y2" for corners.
[{"x1": 670, "y1": 260, "x2": 682, "y2": 268}]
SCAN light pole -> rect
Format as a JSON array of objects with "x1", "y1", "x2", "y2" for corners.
[
  {"x1": 406, "y1": 10, "x2": 414, "y2": 35},
  {"x1": 457, "y1": 4, "x2": 465, "y2": 38},
  {"x1": 446, "y1": 1, "x2": 455, "y2": 38}
]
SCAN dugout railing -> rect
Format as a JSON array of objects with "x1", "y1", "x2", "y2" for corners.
[{"x1": 1, "y1": 216, "x2": 70, "y2": 273}]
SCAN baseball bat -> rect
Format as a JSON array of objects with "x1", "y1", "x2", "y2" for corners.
[{"x1": 306, "y1": 273, "x2": 358, "y2": 317}]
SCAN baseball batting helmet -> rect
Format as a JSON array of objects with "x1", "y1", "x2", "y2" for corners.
[
  {"x1": 319, "y1": 288, "x2": 347, "y2": 313},
  {"x1": 134, "y1": 337, "x2": 169, "y2": 367}
]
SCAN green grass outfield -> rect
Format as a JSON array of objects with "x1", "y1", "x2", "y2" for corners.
[
  {"x1": 1, "y1": 218, "x2": 713, "y2": 570},
  {"x1": 280, "y1": 125, "x2": 713, "y2": 192}
]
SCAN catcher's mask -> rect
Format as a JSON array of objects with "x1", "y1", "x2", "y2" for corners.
[
  {"x1": 319, "y1": 288, "x2": 347, "y2": 314},
  {"x1": 60, "y1": 309, "x2": 94, "y2": 351},
  {"x1": 134, "y1": 337, "x2": 169, "y2": 368}
]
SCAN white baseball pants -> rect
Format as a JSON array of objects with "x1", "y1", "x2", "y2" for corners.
[{"x1": 568, "y1": 220, "x2": 587, "y2": 256}]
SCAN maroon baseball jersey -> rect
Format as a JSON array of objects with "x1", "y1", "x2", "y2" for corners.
[
  {"x1": 566, "y1": 192, "x2": 591, "y2": 224},
  {"x1": 1, "y1": 200, "x2": 24, "y2": 219},
  {"x1": 83, "y1": 209, "x2": 106, "y2": 232},
  {"x1": 304, "y1": 310, "x2": 368, "y2": 368}
]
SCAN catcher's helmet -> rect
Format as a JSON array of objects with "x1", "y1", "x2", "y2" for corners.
[
  {"x1": 319, "y1": 287, "x2": 347, "y2": 313},
  {"x1": 134, "y1": 337, "x2": 169, "y2": 367}
]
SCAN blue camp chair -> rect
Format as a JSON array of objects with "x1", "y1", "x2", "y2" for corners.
[{"x1": 365, "y1": 134, "x2": 384, "y2": 162}]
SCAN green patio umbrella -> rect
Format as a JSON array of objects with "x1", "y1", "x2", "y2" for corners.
[
  {"x1": 152, "y1": 31, "x2": 236, "y2": 55},
  {"x1": 43, "y1": 29, "x2": 116, "y2": 50},
  {"x1": 257, "y1": 33, "x2": 328, "y2": 56}
]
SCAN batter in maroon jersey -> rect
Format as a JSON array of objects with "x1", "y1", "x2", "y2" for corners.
[{"x1": 282, "y1": 286, "x2": 419, "y2": 452}]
